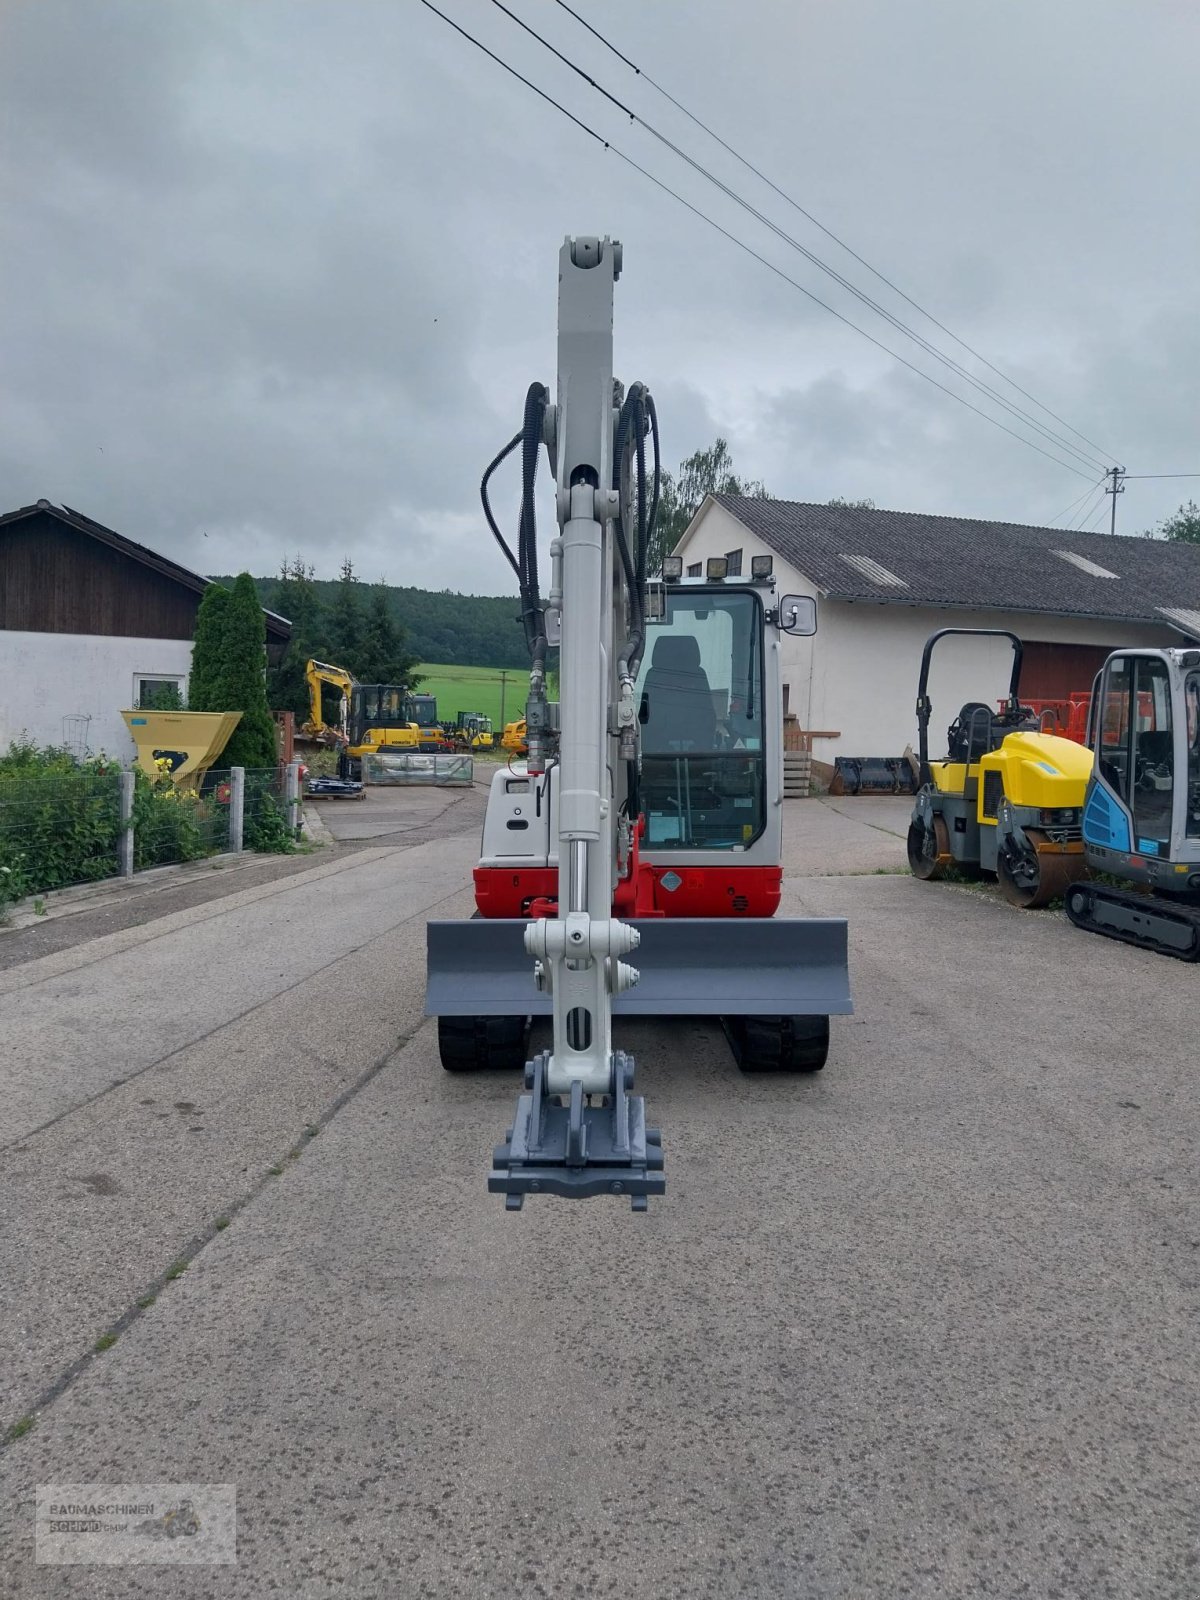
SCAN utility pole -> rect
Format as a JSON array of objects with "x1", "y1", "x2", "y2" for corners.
[
  {"x1": 1105, "y1": 465, "x2": 1126, "y2": 536},
  {"x1": 498, "y1": 669, "x2": 508, "y2": 730}
]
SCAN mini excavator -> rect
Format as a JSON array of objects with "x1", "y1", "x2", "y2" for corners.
[
  {"x1": 1066, "y1": 645, "x2": 1200, "y2": 957},
  {"x1": 423, "y1": 237, "x2": 853, "y2": 1208}
]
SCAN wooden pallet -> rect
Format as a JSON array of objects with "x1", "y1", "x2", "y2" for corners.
[{"x1": 784, "y1": 750, "x2": 812, "y2": 799}]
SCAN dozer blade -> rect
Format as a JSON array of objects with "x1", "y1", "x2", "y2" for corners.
[{"x1": 425, "y1": 916, "x2": 853, "y2": 1019}]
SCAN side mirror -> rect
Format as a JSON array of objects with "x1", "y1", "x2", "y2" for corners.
[{"x1": 778, "y1": 594, "x2": 817, "y2": 637}]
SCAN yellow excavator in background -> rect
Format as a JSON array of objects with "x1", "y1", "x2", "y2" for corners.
[
  {"x1": 500, "y1": 717, "x2": 527, "y2": 755},
  {"x1": 302, "y1": 659, "x2": 430, "y2": 779},
  {"x1": 454, "y1": 712, "x2": 494, "y2": 750}
]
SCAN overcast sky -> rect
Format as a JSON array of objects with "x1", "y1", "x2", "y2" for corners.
[{"x1": 3, "y1": 0, "x2": 1198, "y2": 596}]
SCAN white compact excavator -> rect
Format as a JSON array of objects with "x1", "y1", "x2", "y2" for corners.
[{"x1": 424, "y1": 237, "x2": 852, "y2": 1208}]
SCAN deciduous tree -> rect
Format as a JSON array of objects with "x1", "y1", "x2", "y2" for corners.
[
  {"x1": 646, "y1": 437, "x2": 770, "y2": 574},
  {"x1": 1148, "y1": 500, "x2": 1200, "y2": 543}
]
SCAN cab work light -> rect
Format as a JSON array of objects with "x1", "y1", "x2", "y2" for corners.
[
  {"x1": 705, "y1": 557, "x2": 728, "y2": 580},
  {"x1": 661, "y1": 556, "x2": 683, "y2": 581},
  {"x1": 751, "y1": 554, "x2": 773, "y2": 578}
]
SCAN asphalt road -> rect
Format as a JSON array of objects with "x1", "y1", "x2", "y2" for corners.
[{"x1": 2, "y1": 793, "x2": 1198, "y2": 1598}]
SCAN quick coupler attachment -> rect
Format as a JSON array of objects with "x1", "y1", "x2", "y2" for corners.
[{"x1": 489, "y1": 1050, "x2": 665, "y2": 1212}]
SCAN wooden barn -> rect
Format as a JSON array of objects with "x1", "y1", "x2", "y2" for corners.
[{"x1": 0, "y1": 500, "x2": 289, "y2": 759}]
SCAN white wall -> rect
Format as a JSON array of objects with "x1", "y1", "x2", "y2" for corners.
[
  {"x1": 0, "y1": 631, "x2": 194, "y2": 760},
  {"x1": 674, "y1": 501, "x2": 1179, "y2": 758},
  {"x1": 805, "y1": 602, "x2": 1174, "y2": 759}
]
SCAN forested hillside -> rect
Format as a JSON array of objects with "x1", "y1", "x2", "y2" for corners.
[
  {"x1": 216, "y1": 575, "x2": 527, "y2": 669},
  {"x1": 210, "y1": 562, "x2": 528, "y2": 720}
]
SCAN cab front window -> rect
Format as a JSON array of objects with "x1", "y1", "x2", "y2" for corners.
[{"x1": 636, "y1": 588, "x2": 765, "y2": 850}]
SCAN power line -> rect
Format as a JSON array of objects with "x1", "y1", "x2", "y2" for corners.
[
  {"x1": 606, "y1": 159, "x2": 1096, "y2": 480},
  {"x1": 417, "y1": 0, "x2": 603, "y2": 146},
  {"x1": 1049, "y1": 480, "x2": 1104, "y2": 526},
  {"x1": 489, "y1": 0, "x2": 1111, "y2": 476},
  {"x1": 552, "y1": 0, "x2": 1119, "y2": 467},
  {"x1": 1070, "y1": 485, "x2": 1107, "y2": 530},
  {"x1": 1123, "y1": 473, "x2": 1200, "y2": 480},
  {"x1": 417, "y1": 0, "x2": 1095, "y2": 480},
  {"x1": 1082, "y1": 498, "x2": 1110, "y2": 533},
  {"x1": 1073, "y1": 484, "x2": 1108, "y2": 528}
]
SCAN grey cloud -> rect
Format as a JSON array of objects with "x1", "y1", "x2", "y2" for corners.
[{"x1": 2, "y1": 0, "x2": 1197, "y2": 594}]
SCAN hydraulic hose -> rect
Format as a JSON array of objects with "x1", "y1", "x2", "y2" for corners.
[
  {"x1": 613, "y1": 384, "x2": 646, "y2": 682},
  {"x1": 480, "y1": 429, "x2": 524, "y2": 581},
  {"x1": 517, "y1": 382, "x2": 549, "y2": 667}
]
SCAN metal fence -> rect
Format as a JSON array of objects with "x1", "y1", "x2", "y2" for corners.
[
  {"x1": 0, "y1": 762, "x2": 303, "y2": 911},
  {"x1": 243, "y1": 766, "x2": 297, "y2": 852},
  {"x1": 362, "y1": 751, "x2": 474, "y2": 786},
  {"x1": 0, "y1": 767, "x2": 124, "y2": 898},
  {"x1": 133, "y1": 768, "x2": 233, "y2": 869}
]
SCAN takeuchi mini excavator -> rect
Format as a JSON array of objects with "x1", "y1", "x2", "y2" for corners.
[
  {"x1": 423, "y1": 236, "x2": 853, "y2": 1209},
  {"x1": 1065, "y1": 645, "x2": 1200, "y2": 958},
  {"x1": 907, "y1": 628, "x2": 1093, "y2": 906}
]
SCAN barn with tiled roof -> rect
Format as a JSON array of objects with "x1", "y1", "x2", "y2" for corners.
[{"x1": 674, "y1": 495, "x2": 1196, "y2": 771}]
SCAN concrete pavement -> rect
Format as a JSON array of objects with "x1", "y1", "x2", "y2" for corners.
[{"x1": 2, "y1": 795, "x2": 1198, "y2": 1598}]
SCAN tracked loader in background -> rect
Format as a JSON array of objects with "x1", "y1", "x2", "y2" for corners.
[
  {"x1": 1065, "y1": 646, "x2": 1200, "y2": 958},
  {"x1": 907, "y1": 628, "x2": 1093, "y2": 906},
  {"x1": 423, "y1": 236, "x2": 852, "y2": 1209}
]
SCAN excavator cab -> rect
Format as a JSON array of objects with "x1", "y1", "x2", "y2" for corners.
[
  {"x1": 637, "y1": 584, "x2": 767, "y2": 858},
  {"x1": 1066, "y1": 647, "x2": 1200, "y2": 958}
]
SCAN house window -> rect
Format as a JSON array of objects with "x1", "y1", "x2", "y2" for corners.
[
  {"x1": 687, "y1": 562, "x2": 702, "y2": 577},
  {"x1": 135, "y1": 674, "x2": 186, "y2": 711},
  {"x1": 724, "y1": 549, "x2": 743, "y2": 577}
]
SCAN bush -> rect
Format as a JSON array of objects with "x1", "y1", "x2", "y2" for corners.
[
  {"x1": 0, "y1": 742, "x2": 124, "y2": 903},
  {"x1": 0, "y1": 741, "x2": 225, "y2": 905},
  {"x1": 243, "y1": 771, "x2": 296, "y2": 855},
  {"x1": 130, "y1": 768, "x2": 211, "y2": 869}
]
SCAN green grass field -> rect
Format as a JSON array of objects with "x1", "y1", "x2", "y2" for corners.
[{"x1": 417, "y1": 664, "x2": 528, "y2": 730}]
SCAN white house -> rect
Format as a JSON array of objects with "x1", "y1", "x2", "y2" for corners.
[
  {"x1": 674, "y1": 496, "x2": 1198, "y2": 778},
  {"x1": 0, "y1": 501, "x2": 290, "y2": 761}
]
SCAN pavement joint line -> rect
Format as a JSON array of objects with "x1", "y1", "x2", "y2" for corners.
[
  {"x1": 817, "y1": 798, "x2": 911, "y2": 840},
  {"x1": 0, "y1": 843, "x2": 404, "y2": 991},
  {"x1": 0, "y1": 876, "x2": 473, "y2": 1157},
  {"x1": 0, "y1": 849, "x2": 288, "y2": 932},
  {"x1": 0, "y1": 836, "x2": 470, "y2": 996},
  {"x1": 0, "y1": 1016, "x2": 435, "y2": 1451}
]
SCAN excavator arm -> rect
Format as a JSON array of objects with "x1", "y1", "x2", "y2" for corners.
[
  {"x1": 486, "y1": 237, "x2": 664, "y2": 1209},
  {"x1": 303, "y1": 659, "x2": 353, "y2": 745}
]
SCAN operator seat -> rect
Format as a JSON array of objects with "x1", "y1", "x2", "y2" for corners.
[{"x1": 639, "y1": 634, "x2": 718, "y2": 753}]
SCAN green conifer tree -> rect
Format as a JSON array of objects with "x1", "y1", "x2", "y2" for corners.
[
  {"x1": 217, "y1": 573, "x2": 279, "y2": 770},
  {"x1": 359, "y1": 586, "x2": 419, "y2": 686},
  {"x1": 188, "y1": 582, "x2": 233, "y2": 710},
  {"x1": 267, "y1": 556, "x2": 325, "y2": 719},
  {"x1": 329, "y1": 557, "x2": 365, "y2": 675}
]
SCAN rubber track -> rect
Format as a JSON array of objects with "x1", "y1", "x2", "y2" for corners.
[{"x1": 1064, "y1": 882, "x2": 1200, "y2": 961}]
